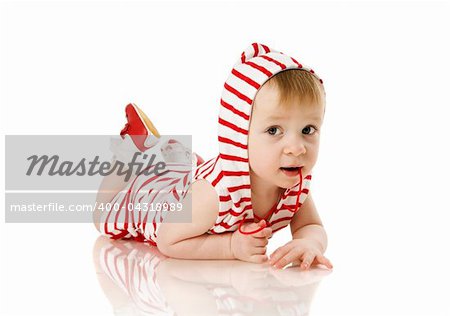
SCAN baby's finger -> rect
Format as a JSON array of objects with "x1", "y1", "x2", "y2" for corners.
[
  {"x1": 250, "y1": 254, "x2": 269, "y2": 264},
  {"x1": 300, "y1": 251, "x2": 316, "y2": 270},
  {"x1": 269, "y1": 244, "x2": 292, "y2": 265},
  {"x1": 271, "y1": 249, "x2": 299, "y2": 269},
  {"x1": 314, "y1": 254, "x2": 333, "y2": 269},
  {"x1": 252, "y1": 227, "x2": 272, "y2": 239},
  {"x1": 253, "y1": 246, "x2": 267, "y2": 255},
  {"x1": 252, "y1": 237, "x2": 269, "y2": 247}
]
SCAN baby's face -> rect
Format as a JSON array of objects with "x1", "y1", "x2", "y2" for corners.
[{"x1": 248, "y1": 83, "x2": 325, "y2": 189}]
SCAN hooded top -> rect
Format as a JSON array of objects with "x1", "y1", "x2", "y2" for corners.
[
  {"x1": 100, "y1": 43, "x2": 324, "y2": 245},
  {"x1": 193, "y1": 42, "x2": 324, "y2": 236}
]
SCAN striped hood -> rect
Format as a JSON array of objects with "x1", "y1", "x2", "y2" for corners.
[{"x1": 216, "y1": 42, "x2": 324, "y2": 205}]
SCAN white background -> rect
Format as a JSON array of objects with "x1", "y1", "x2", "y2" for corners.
[{"x1": 1, "y1": 1, "x2": 450, "y2": 315}]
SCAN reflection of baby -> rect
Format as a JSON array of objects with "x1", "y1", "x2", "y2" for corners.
[
  {"x1": 92, "y1": 236, "x2": 174, "y2": 316},
  {"x1": 93, "y1": 236, "x2": 329, "y2": 316},
  {"x1": 94, "y1": 43, "x2": 333, "y2": 271}
]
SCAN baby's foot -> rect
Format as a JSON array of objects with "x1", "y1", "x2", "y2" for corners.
[
  {"x1": 160, "y1": 139, "x2": 191, "y2": 164},
  {"x1": 160, "y1": 139, "x2": 206, "y2": 167}
]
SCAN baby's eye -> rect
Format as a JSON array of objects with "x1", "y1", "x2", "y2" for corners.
[
  {"x1": 302, "y1": 125, "x2": 317, "y2": 135},
  {"x1": 266, "y1": 126, "x2": 281, "y2": 136}
]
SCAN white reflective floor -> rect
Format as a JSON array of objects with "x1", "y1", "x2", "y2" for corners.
[
  {"x1": 92, "y1": 236, "x2": 329, "y2": 316},
  {"x1": 1, "y1": 224, "x2": 450, "y2": 316}
]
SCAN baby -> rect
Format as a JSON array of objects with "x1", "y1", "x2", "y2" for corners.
[{"x1": 94, "y1": 43, "x2": 332, "y2": 270}]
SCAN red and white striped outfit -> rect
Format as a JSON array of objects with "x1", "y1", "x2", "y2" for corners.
[{"x1": 99, "y1": 42, "x2": 324, "y2": 246}]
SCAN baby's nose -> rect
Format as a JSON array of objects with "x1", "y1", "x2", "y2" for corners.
[{"x1": 284, "y1": 140, "x2": 306, "y2": 156}]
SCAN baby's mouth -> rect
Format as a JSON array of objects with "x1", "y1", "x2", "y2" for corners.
[
  {"x1": 279, "y1": 166, "x2": 303, "y2": 176},
  {"x1": 280, "y1": 167, "x2": 300, "y2": 170}
]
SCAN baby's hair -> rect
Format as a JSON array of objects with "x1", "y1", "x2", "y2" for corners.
[{"x1": 265, "y1": 69, "x2": 325, "y2": 109}]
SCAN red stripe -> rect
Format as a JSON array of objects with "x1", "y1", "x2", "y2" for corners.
[
  {"x1": 224, "y1": 82, "x2": 252, "y2": 105},
  {"x1": 141, "y1": 188, "x2": 153, "y2": 232},
  {"x1": 183, "y1": 174, "x2": 188, "y2": 187},
  {"x1": 110, "y1": 230, "x2": 129, "y2": 240},
  {"x1": 216, "y1": 216, "x2": 256, "y2": 231},
  {"x1": 290, "y1": 57, "x2": 303, "y2": 68},
  {"x1": 220, "y1": 99, "x2": 250, "y2": 121},
  {"x1": 280, "y1": 203, "x2": 303, "y2": 209},
  {"x1": 244, "y1": 61, "x2": 273, "y2": 77},
  {"x1": 172, "y1": 188, "x2": 180, "y2": 200},
  {"x1": 137, "y1": 194, "x2": 145, "y2": 228},
  {"x1": 261, "y1": 44, "x2": 270, "y2": 53},
  {"x1": 260, "y1": 55, "x2": 286, "y2": 69},
  {"x1": 151, "y1": 220, "x2": 157, "y2": 238},
  {"x1": 228, "y1": 184, "x2": 251, "y2": 192},
  {"x1": 202, "y1": 156, "x2": 219, "y2": 180},
  {"x1": 156, "y1": 177, "x2": 175, "y2": 183},
  {"x1": 104, "y1": 170, "x2": 144, "y2": 237},
  {"x1": 142, "y1": 209, "x2": 149, "y2": 236},
  {"x1": 132, "y1": 233, "x2": 146, "y2": 242},
  {"x1": 218, "y1": 136, "x2": 247, "y2": 150},
  {"x1": 218, "y1": 204, "x2": 250, "y2": 217},
  {"x1": 271, "y1": 216, "x2": 294, "y2": 226},
  {"x1": 284, "y1": 188, "x2": 309, "y2": 197},
  {"x1": 233, "y1": 196, "x2": 252, "y2": 207},
  {"x1": 195, "y1": 157, "x2": 214, "y2": 178},
  {"x1": 223, "y1": 170, "x2": 249, "y2": 176},
  {"x1": 134, "y1": 174, "x2": 162, "y2": 196},
  {"x1": 195, "y1": 157, "x2": 215, "y2": 179},
  {"x1": 147, "y1": 239, "x2": 157, "y2": 247},
  {"x1": 219, "y1": 208, "x2": 244, "y2": 217},
  {"x1": 199, "y1": 170, "x2": 245, "y2": 190},
  {"x1": 219, "y1": 153, "x2": 248, "y2": 163},
  {"x1": 271, "y1": 206, "x2": 290, "y2": 217},
  {"x1": 216, "y1": 220, "x2": 240, "y2": 230},
  {"x1": 231, "y1": 69, "x2": 260, "y2": 90},
  {"x1": 241, "y1": 52, "x2": 246, "y2": 63},
  {"x1": 219, "y1": 195, "x2": 251, "y2": 207},
  {"x1": 219, "y1": 117, "x2": 248, "y2": 135},
  {"x1": 114, "y1": 190, "x2": 129, "y2": 233},
  {"x1": 211, "y1": 172, "x2": 223, "y2": 186},
  {"x1": 252, "y1": 43, "x2": 259, "y2": 57}
]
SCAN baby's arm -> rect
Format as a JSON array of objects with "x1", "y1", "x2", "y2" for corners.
[
  {"x1": 157, "y1": 179, "x2": 234, "y2": 260},
  {"x1": 268, "y1": 194, "x2": 333, "y2": 269},
  {"x1": 289, "y1": 194, "x2": 328, "y2": 251}
]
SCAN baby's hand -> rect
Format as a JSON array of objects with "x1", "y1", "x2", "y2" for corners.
[
  {"x1": 269, "y1": 239, "x2": 333, "y2": 270},
  {"x1": 231, "y1": 220, "x2": 272, "y2": 263}
]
